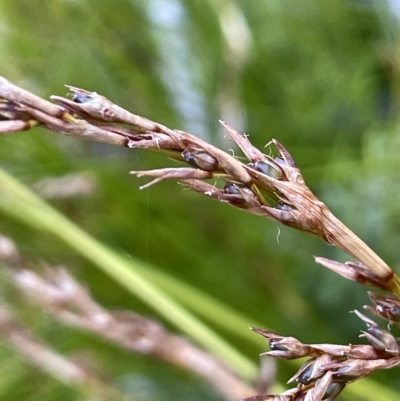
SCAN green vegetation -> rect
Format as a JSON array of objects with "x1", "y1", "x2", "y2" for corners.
[{"x1": 1, "y1": 1, "x2": 400, "y2": 400}]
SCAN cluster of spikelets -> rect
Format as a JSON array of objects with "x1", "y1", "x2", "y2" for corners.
[
  {"x1": 2, "y1": 75, "x2": 400, "y2": 400},
  {"x1": 246, "y1": 293, "x2": 400, "y2": 401}
]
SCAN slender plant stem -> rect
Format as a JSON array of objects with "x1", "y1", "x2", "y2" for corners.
[
  {"x1": 0, "y1": 168, "x2": 396, "y2": 401},
  {"x1": 142, "y1": 266, "x2": 266, "y2": 346},
  {"x1": 0, "y1": 167, "x2": 257, "y2": 380}
]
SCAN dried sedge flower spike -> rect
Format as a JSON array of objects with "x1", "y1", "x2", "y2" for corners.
[
  {"x1": 270, "y1": 139, "x2": 297, "y2": 169},
  {"x1": 314, "y1": 258, "x2": 390, "y2": 291},
  {"x1": 276, "y1": 202, "x2": 296, "y2": 212},
  {"x1": 249, "y1": 160, "x2": 283, "y2": 180},
  {"x1": 242, "y1": 372, "x2": 343, "y2": 401},
  {"x1": 181, "y1": 149, "x2": 220, "y2": 171},
  {"x1": 323, "y1": 357, "x2": 400, "y2": 383},
  {"x1": 182, "y1": 179, "x2": 260, "y2": 210},
  {"x1": 321, "y1": 381, "x2": 345, "y2": 401},
  {"x1": 290, "y1": 358, "x2": 319, "y2": 386},
  {"x1": 251, "y1": 327, "x2": 313, "y2": 359},
  {"x1": 264, "y1": 338, "x2": 313, "y2": 359},
  {"x1": 289, "y1": 354, "x2": 332, "y2": 385},
  {"x1": 223, "y1": 182, "x2": 242, "y2": 195},
  {"x1": 353, "y1": 309, "x2": 399, "y2": 354},
  {"x1": 366, "y1": 291, "x2": 400, "y2": 324},
  {"x1": 0, "y1": 101, "x2": 30, "y2": 121},
  {"x1": 346, "y1": 261, "x2": 388, "y2": 289},
  {"x1": 131, "y1": 167, "x2": 213, "y2": 189},
  {"x1": 241, "y1": 387, "x2": 301, "y2": 401},
  {"x1": 361, "y1": 327, "x2": 399, "y2": 355},
  {"x1": 221, "y1": 182, "x2": 253, "y2": 207},
  {"x1": 241, "y1": 395, "x2": 292, "y2": 401},
  {"x1": 219, "y1": 120, "x2": 267, "y2": 162},
  {"x1": 250, "y1": 327, "x2": 283, "y2": 341},
  {"x1": 51, "y1": 87, "x2": 99, "y2": 119},
  {"x1": 241, "y1": 395, "x2": 293, "y2": 401},
  {"x1": 70, "y1": 91, "x2": 94, "y2": 104}
]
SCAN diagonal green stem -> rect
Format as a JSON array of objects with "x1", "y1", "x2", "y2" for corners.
[
  {"x1": 143, "y1": 266, "x2": 266, "y2": 347},
  {"x1": 1, "y1": 167, "x2": 397, "y2": 401},
  {"x1": 0, "y1": 168, "x2": 257, "y2": 379}
]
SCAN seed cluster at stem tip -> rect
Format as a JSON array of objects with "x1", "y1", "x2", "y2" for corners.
[{"x1": 1, "y1": 75, "x2": 400, "y2": 400}]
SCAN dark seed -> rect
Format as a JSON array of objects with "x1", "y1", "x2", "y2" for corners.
[{"x1": 223, "y1": 183, "x2": 242, "y2": 195}]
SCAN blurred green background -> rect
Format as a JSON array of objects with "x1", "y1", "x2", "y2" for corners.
[{"x1": 1, "y1": 0, "x2": 400, "y2": 400}]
